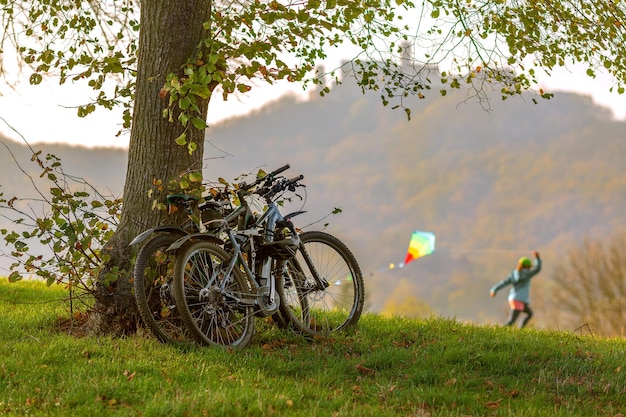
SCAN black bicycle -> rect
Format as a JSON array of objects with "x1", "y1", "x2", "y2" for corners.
[{"x1": 130, "y1": 190, "x2": 231, "y2": 345}]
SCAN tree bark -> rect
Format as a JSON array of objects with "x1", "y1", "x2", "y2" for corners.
[{"x1": 85, "y1": 0, "x2": 213, "y2": 336}]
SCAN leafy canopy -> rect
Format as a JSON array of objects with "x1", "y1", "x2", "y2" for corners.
[{"x1": 1, "y1": 0, "x2": 624, "y2": 137}]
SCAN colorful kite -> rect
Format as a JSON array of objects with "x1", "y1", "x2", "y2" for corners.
[{"x1": 403, "y1": 231, "x2": 436, "y2": 265}]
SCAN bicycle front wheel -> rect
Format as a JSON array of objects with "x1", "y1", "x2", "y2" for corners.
[
  {"x1": 173, "y1": 241, "x2": 255, "y2": 350},
  {"x1": 277, "y1": 231, "x2": 364, "y2": 336},
  {"x1": 133, "y1": 233, "x2": 191, "y2": 345}
]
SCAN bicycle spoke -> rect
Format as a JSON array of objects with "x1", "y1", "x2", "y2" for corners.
[
  {"x1": 277, "y1": 231, "x2": 364, "y2": 336},
  {"x1": 173, "y1": 241, "x2": 255, "y2": 349}
]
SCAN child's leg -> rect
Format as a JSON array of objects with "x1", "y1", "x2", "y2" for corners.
[
  {"x1": 505, "y1": 300, "x2": 525, "y2": 326},
  {"x1": 519, "y1": 305, "x2": 533, "y2": 328},
  {"x1": 505, "y1": 309, "x2": 521, "y2": 326}
]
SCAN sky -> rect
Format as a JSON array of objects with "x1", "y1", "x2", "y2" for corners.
[{"x1": 0, "y1": 65, "x2": 624, "y2": 149}]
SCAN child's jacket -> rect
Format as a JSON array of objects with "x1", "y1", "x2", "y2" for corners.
[{"x1": 490, "y1": 258, "x2": 542, "y2": 304}]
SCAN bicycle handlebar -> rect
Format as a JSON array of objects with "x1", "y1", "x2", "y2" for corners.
[
  {"x1": 239, "y1": 164, "x2": 291, "y2": 191},
  {"x1": 255, "y1": 174, "x2": 305, "y2": 201}
]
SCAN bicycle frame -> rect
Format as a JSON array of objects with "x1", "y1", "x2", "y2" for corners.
[
  {"x1": 219, "y1": 195, "x2": 296, "y2": 310},
  {"x1": 219, "y1": 195, "x2": 330, "y2": 313},
  {"x1": 165, "y1": 201, "x2": 246, "y2": 252}
]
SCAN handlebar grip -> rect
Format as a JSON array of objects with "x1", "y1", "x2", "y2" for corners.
[
  {"x1": 288, "y1": 174, "x2": 304, "y2": 184},
  {"x1": 269, "y1": 164, "x2": 290, "y2": 178},
  {"x1": 240, "y1": 164, "x2": 291, "y2": 190}
]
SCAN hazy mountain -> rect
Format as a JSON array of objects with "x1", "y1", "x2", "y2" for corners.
[
  {"x1": 2, "y1": 81, "x2": 625, "y2": 328},
  {"x1": 203, "y1": 85, "x2": 626, "y2": 326},
  {"x1": 0, "y1": 140, "x2": 127, "y2": 198}
]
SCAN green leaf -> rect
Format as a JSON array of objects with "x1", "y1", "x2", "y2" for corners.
[
  {"x1": 191, "y1": 117, "x2": 207, "y2": 130},
  {"x1": 237, "y1": 84, "x2": 252, "y2": 93},
  {"x1": 189, "y1": 171, "x2": 203, "y2": 183},
  {"x1": 8, "y1": 271, "x2": 22, "y2": 282},
  {"x1": 178, "y1": 112, "x2": 189, "y2": 127},
  {"x1": 189, "y1": 84, "x2": 212, "y2": 99},
  {"x1": 29, "y1": 73, "x2": 43, "y2": 85},
  {"x1": 46, "y1": 274, "x2": 56, "y2": 286},
  {"x1": 77, "y1": 104, "x2": 96, "y2": 118},
  {"x1": 179, "y1": 96, "x2": 191, "y2": 110},
  {"x1": 175, "y1": 132, "x2": 187, "y2": 146},
  {"x1": 187, "y1": 141, "x2": 197, "y2": 155}
]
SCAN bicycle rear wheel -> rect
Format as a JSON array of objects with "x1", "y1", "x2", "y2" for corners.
[
  {"x1": 133, "y1": 233, "x2": 191, "y2": 345},
  {"x1": 173, "y1": 241, "x2": 255, "y2": 349},
  {"x1": 277, "y1": 231, "x2": 364, "y2": 336}
]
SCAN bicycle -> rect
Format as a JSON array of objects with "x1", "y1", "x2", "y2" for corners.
[
  {"x1": 130, "y1": 190, "x2": 231, "y2": 345},
  {"x1": 170, "y1": 164, "x2": 364, "y2": 349},
  {"x1": 130, "y1": 170, "x2": 297, "y2": 344}
]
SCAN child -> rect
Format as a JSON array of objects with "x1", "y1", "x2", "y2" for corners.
[{"x1": 490, "y1": 251, "x2": 542, "y2": 328}]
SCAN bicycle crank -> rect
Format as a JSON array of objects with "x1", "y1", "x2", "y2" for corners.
[{"x1": 256, "y1": 285, "x2": 280, "y2": 316}]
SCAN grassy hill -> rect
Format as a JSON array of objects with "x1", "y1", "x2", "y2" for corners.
[
  {"x1": 1, "y1": 81, "x2": 626, "y2": 329},
  {"x1": 1, "y1": 278, "x2": 624, "y2": 416}
]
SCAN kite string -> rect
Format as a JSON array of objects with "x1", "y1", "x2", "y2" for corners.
[
  {"x1": 368, "y1": 246, "x2": 536, "y2": 276},
  {"x1": 436, "y1": 247, "x2": 535, "y2": 254},
  {"x1": 373, "y1": 229, "x2": 535, "y2": 276}
]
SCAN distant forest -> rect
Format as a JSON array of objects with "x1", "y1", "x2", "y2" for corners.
[{"x1": 2, "y1": 79, "x2": 625, "y2": 330}]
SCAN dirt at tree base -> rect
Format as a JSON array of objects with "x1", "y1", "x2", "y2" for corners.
[{"x1": 55, "y1": 311, "x2": 91, "y2": 337}]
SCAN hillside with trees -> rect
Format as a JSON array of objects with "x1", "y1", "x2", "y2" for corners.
[
  {"x1": 203, "y1": 82, "x2": 626, "y2": 328},
  {"x1": 2, "y1": 82, "x2": 625, "y2": 330}
]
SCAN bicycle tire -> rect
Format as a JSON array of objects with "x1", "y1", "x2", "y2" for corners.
[
  {"x1": 271, "y1": 259, "x2": 307, "y2": 329},
  {"x1": 277, "y1": 230, "x2": 364, "y2": 336},
  {"x1": 133, "y1": 233, "x2": 191, "y2": 344},
  {"x1": 173, "y1": 241, "x2": 255, "y2": 349}
]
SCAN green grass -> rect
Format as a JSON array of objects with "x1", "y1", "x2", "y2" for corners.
[{"x1": 1, "y1": 278, "x2": 625, "y2": 416}]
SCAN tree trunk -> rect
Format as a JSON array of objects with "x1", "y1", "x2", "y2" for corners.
[{"x1": 85, "y1": 0, "x2": 213, "y2": 336}]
